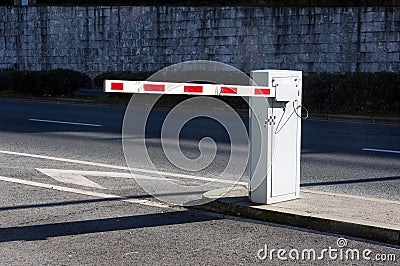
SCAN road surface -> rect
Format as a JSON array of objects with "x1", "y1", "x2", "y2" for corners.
[{"x1": 0, "y1": 99, "x2": 398, "y2": 265}]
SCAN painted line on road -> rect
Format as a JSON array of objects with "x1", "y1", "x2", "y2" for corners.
[
  {"x1": 36, "y1": 168, "x2": 175, "y2": 189},
  {"x1": 0, "y1": 149, "x2": 128, "y2": 170},
  {"x1": 0, "y1": 150, "x2": 247, "y2": 186},
  {"x1": 362, "y1": 148, "x2": 400, "y2": 154},
  {"x1": 36, "y1": 169, "x2": 171, "y2": 180},
  {"x1": 0, "y1": 175, "x2": 170, "y2": 209},
  {"x1": 28, "y1": 118, "x2": 102, "y2": 127}
]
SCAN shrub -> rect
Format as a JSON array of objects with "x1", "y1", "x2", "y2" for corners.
[
  {"x1": 0, "y1": 69, "x2": 91, "y2": 96},
  {"x1": 303, "y1": 72, "x2": 400, "y2": 114},
  {"x1": 1, "y1": 69, "x2": 399, "y2": 115},
  {"x1": 94, "y1": 71, "x2": 154, "y2": 89},
  {"x1": 33, "y1": 69, "x2": 91, "y2": 96}
]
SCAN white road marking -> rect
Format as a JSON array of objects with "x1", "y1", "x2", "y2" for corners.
[
  {"x1": 0, "y1": 175, "x2": 170, "y2": 209},
  {"x1": 28, "y1": 118, "x2": 102, "y2": 127},
  {"x1": 36, "y1": 168, "x2": 173, "y2": 189},
  {"x1": 0, "y1": 150, "x2": 247, "y2": 186},
  {"x1": 0, "y1": 150, "x2": 128, "y2": 170},
  {"x1": 37, "y1": 169, "x2": 107, "y2": 189},
  {"x1": 37, "y1": 169, "x2": 169, "y2": 180},
  {"x1": 362, "y1": 148, "x2": 400, "y2": 154}
]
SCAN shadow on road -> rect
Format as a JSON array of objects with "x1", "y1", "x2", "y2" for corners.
[
  {"x1": 0, "y1": 189, "x2": 209, "y2": 212},
  {"x1": 301, "y1": 175, "x2": 400, "y2": 187},
  {"x1": 0, "y1": 211, "x2": 218, "y2": 243},
  {"x1": 0, "y1": 197, "x2": 149, "y2": 211}
]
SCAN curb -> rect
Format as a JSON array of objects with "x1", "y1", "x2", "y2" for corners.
[
  {"x1": 308, "y1": 113, "x2": 400, "y2": 125},
  {"x1": 202, "y1": 188, "x2": 400, "y2": 245}
]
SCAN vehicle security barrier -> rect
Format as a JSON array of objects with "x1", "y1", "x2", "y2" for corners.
[{"x1": 105, "y1": 69, "x2": 303, "y2": 204}]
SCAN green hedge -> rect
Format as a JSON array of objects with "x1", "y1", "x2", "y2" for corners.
[
  {"x1": 0, "y1": 69, "x2": 91, "y2": 96},
  {"x1": 303, "y1": 72, "x2": 400, "y2": 114},
  {"x1": 1, "y1": 69, "x2": 399, "y2": 115},
  {"x1": 94, "y1": 71, "x2": 154, "y2": 89}
]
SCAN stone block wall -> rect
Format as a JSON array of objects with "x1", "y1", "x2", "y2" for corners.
[{"x1": 0, "y1": 6, "x2": 399, "y2": 77}]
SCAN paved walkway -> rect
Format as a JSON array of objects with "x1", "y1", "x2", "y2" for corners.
[{"x1": 203, "y1": 186, "x2": 400, "y2": 245}]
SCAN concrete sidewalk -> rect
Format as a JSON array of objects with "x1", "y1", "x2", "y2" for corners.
[{"x1": 202, "y1": 186, "x2": 400, "y2": 245}]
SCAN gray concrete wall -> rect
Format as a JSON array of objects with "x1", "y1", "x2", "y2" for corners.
[{"x1": 0, "y1": 6, "x2": 399, "y2": 77}]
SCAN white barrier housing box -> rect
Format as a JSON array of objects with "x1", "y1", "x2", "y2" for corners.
[
  {"x1": 249, "y1": 70, "x2": 302, "y2": 204},
  {"x1": 105, "y1": 69, "x2": 302, "y2": 204}
]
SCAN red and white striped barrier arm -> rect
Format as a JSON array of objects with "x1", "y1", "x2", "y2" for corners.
[{"x1": 104, "y1": 80, "x2": 276, "y2": 98}]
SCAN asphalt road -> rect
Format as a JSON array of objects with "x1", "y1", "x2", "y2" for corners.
[
  {"x1": 0, "y1": 98, "x2": 399, "y2": 265},
  {"x1": 0, "y1": 98, "x2": 399, "y2": 200}
]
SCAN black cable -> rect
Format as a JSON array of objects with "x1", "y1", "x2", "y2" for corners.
[{"x1": 293, "y1": 100, "x2": 309, "y2": 119}]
